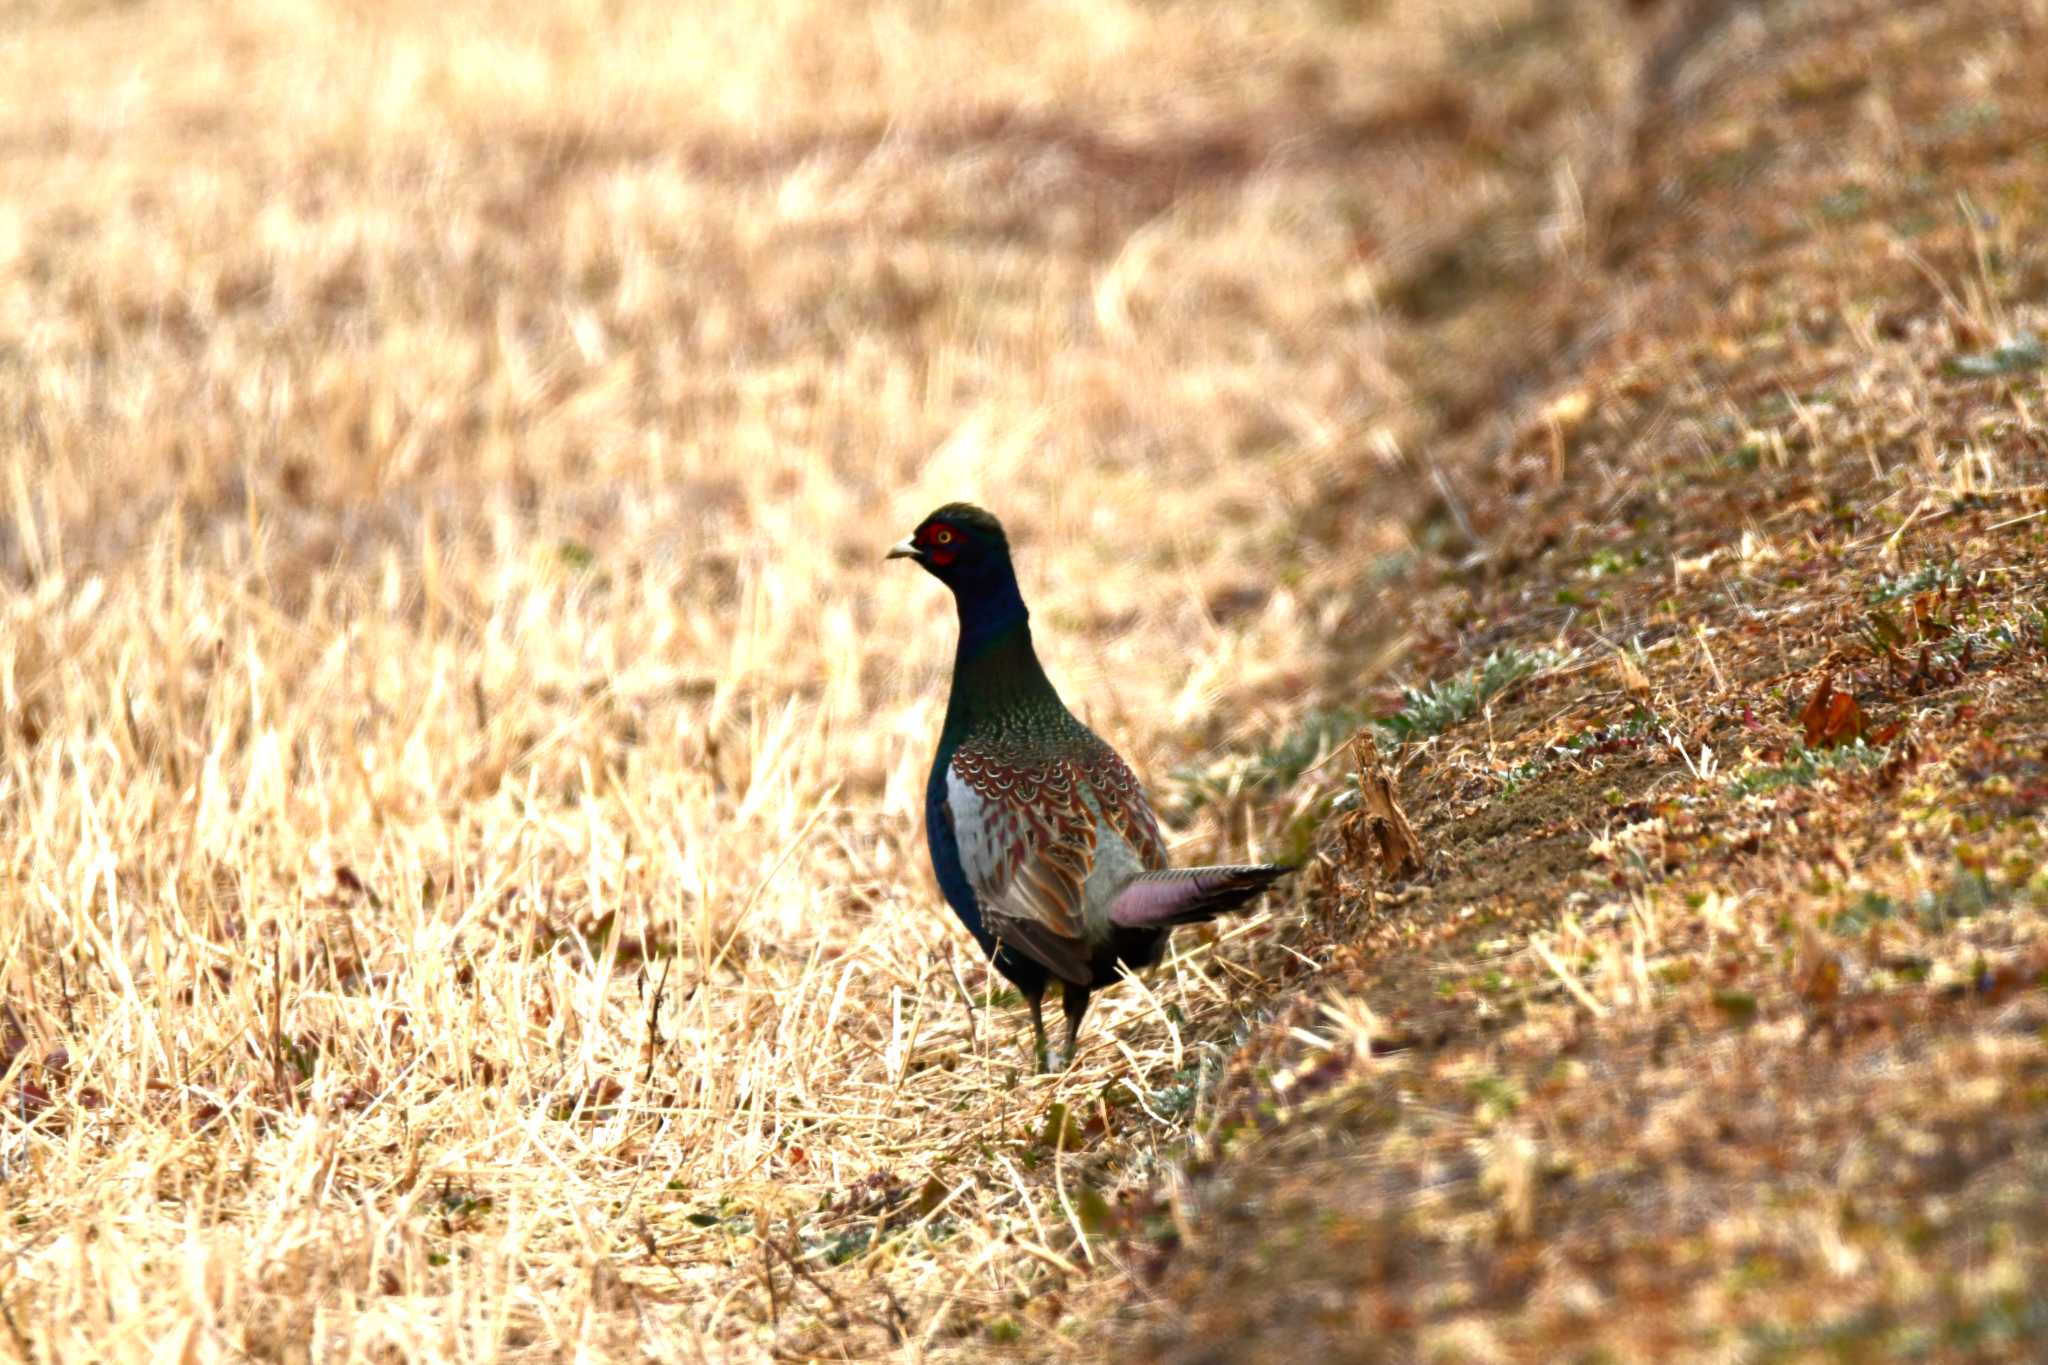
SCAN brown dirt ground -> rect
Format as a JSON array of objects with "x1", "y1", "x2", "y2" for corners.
[{"x1": 1115, "y1": 0, "x2": 2048, "y2": 1358}]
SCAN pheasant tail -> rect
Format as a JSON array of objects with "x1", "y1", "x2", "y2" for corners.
[{"x1": 1106, "y1": 864, "x2": 1294, "y2": 929}]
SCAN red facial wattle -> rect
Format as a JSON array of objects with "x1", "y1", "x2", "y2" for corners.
[{"x1": 921, "y1": 521, "x2": 959, "y2": 567}]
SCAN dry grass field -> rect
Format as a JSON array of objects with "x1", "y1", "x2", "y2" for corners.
[
  {"x1": 0, "y1": 0, "x2": 1587, "y2": 1356},
  {"x1": 3, "y1": 0, "x2": 2046, "y2": 1360}
]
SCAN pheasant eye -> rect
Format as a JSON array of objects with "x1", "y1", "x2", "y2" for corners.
[{"x1": 931, "y1": 528, "x2": 954, "y2": 545}]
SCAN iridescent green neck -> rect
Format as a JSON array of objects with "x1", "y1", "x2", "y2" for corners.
[{"x1": 943, "y1": 613, "x2": 1062, "y2": 739}]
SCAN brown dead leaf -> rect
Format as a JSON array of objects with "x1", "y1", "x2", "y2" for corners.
[
  {"x1": 1909, "y1": 591, "x2": 1955, "y2": 641},
  {"x1": 1797, "y1": 930, "x2": 1843, "y2": 1008},
  {"x1": 1614, "y1": 648, "x2": 1651, "y2": 700},
  {"x1": 1344, "y1": 734, "x2": 1424, "y2": 880},
  {"x1": 1877, "y1": 730, "x2": 1923, "y2": 787},
  {"x1": 1799, "y1": 674, "x2": 1867, "y2": 748},
  {"x1": 306, "y1": 845, "x2": 384, "y2": 908}
]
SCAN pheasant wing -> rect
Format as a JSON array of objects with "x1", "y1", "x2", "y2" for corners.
[
  {"x1": 1070, "y1": 734, "x2": 1169, "y2": 875},
  {"x1": 944, "y1": 741, "x2": 1100, "y2": 984}
]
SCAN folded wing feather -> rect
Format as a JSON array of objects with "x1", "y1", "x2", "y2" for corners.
[{"x1": 946, "y1": 734, "x2": 1168, "y2": 984}]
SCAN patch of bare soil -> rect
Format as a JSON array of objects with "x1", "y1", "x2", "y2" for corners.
[{"x1": 1125, "y1": 0, "x2": 2048, "y2": 1357}]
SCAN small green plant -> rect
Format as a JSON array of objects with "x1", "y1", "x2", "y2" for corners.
[
  {"x1": 1816, "y1": 183, "x2": 1871, "y2": 222},
  {"x1": 1176, "y1": 646, "x2": 1568, "y2": 810},
  {"x1": 1584, "y1": 546, "x2": 1648, "y2": 578},
  {"x1": 1945, "y1": 331, "x2": 2045, "y2": 379},
  {"x1": 1711, "y1": 988, "x2": 1759, "y2": 1025},
  {"x1": 1469, "y1": 1074, "x2": 1521, "y2": 1119},
  {"x1": 1171, "y1": 706, "x2": 1361, "y2": 814},
  {"x1": 1822, "y1": 866, "x2": 2012, "y2": 939},
  {"x1": 683, "y1": 1196, "x2": 753, "y2": 1232},
  {"x1": 1868, "y1": 562, "x2": 1963, "y2": 604},
  {"x1": 1727, "y1": 741, "x2": 1888, "y2": 798},
  {"x1": 818, "y1": 1226, "x2": 873, "y2": 1265},
  {"x1": 1914, "y1": 866, "x2": 2006, "y2": 930},
  {"x1": 1377, "y1": 648, "x2": 1560, "y2": 744},
  {"x1": 1144, "y1": 1060, "x2": 1212, "y2": 1124},
  {"x1": 1826, "y1": 890, "x2": 1899, "y2": 937}
]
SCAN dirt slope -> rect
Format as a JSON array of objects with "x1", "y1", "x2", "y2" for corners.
[{"x1": 1128, "y1": 0, "x2": 2048, "y2": 1358}]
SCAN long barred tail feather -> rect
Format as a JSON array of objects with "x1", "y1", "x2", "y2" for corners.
[{"x1": 1106, "y1": 864, "x2": 1295, "y2": 930}]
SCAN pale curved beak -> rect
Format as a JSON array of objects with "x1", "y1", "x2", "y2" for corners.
[{"x1": 885, "y1": 537, "x2": 921, "y2": 562}]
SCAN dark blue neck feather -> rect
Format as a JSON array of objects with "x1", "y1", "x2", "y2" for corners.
[{"x1": 943, "y1": 561, "x2": 1059, "y2": 729}]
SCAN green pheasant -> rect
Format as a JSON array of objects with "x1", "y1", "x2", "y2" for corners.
[{"x1": 890, "y1": 503, "x2": 1295, "y2": 1070}]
